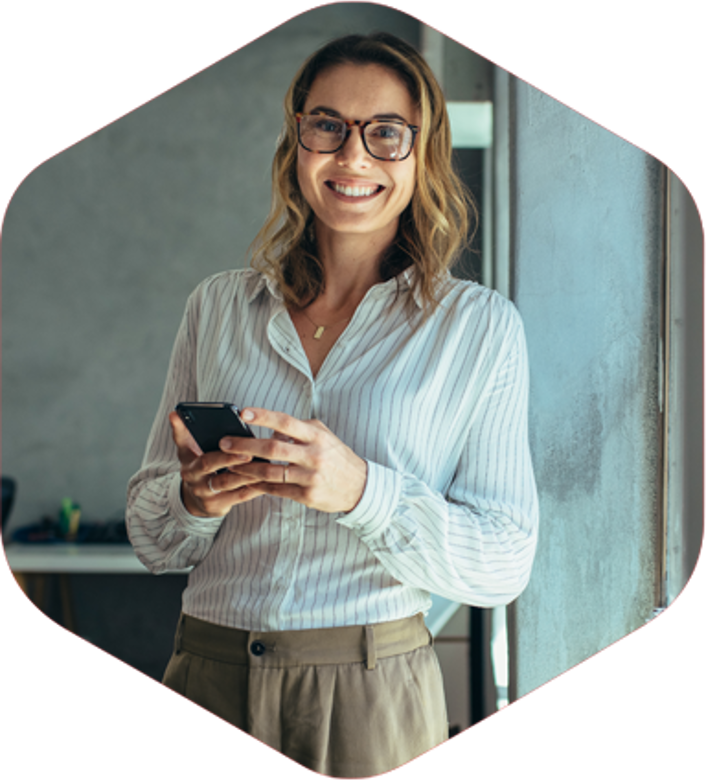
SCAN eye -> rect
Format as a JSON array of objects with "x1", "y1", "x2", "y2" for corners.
[
  {"x1": 312, "y1": 116, "x2": 343, "y2": 134},
  {"x1": 369, "y1": 122, "x2": 404, "y2": 141}
]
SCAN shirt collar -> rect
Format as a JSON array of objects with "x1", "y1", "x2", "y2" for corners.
[
  {"x1": 398, "y1": 266, "x2": 423, "y2": 309},
  {"x1": 245, "y1": 265, "x2": 442, "y2": 310},
  {"x1": 244, "y1": 269, "x2": 283, "y2": 304},
  {"x1": 377, "y1": 267, "x2": 451, "y2": 310}
]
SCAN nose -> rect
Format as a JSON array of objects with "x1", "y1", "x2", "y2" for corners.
[{"x1": 335, "y1": 126, "x2": 371, "y2": 168}]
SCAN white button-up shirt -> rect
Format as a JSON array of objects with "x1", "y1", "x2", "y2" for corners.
[{"x1": 126, "y1": 268, "x2": 538, "y2": 631}]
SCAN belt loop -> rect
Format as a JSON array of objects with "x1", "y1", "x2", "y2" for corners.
[
  {"x1": 365, "y1": 625, "x2": 377, "y2": 671},
  {"x1": 175, "y1": 613, "x2": 185, "y2": 655}
]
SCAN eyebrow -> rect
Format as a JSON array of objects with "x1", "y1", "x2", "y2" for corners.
[{"x1": 307, "y1": 105, "x2": 409, "y2": 122}]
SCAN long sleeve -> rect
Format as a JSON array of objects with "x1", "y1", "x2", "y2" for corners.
[
  {"x1": 337, "y1": 304, "x2": 538, "y2": 607},
  {"x1": 124, "y1": 269, "x2": 538, "y2": 631},
  {"x1": 126, "y1": 285, "x2": 226, "y2": 574}
]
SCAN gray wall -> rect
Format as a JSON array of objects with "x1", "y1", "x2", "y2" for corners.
[
  {"x1": 2, "y1": 5, "x2": 484, "y2": 726},
  {"x1": 506, "y1": 77, "x2": 665, "y2": 697},
  {"x1": 665, "y1": 172, "x2": 704, "y2": 602},
  {"x1": 1, "y1": 4, "x2": 420, "y2": 533}
]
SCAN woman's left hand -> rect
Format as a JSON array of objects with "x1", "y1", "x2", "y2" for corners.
[{"x1": 219, "y1": 408, "x2": 368, "y2": 514}]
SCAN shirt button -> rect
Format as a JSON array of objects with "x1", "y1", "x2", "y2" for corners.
[{"x1": 250, "y1": 640, "x2": 266, "y2": 656}]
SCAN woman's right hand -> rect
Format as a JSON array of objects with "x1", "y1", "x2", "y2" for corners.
[{"x1": 169, "y1": 412, "x2": 266, "y2": 518}]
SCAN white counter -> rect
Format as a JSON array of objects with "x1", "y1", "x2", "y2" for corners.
[{"x1": 3, "y1": 542, "x2": 460, "y2": 635}]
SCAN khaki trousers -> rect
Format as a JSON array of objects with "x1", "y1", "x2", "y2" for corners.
[{"x1": 162, "y1": 613, "x2": 449, "y2": 778}]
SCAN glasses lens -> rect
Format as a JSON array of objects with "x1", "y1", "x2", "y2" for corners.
[
  {"x1": 298, "y1": 115, "x2": 415, "y2": 160},
  {"x1": 299, "y1": 115, "x2": 345, "y2": 153},
  {"x1": 364, "y1": 121, "x2": 413, "y2": 160}
]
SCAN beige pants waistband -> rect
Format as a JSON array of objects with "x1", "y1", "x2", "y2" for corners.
[{"x1": 176, "y1": 612, "x2": 431, "y2": 670}]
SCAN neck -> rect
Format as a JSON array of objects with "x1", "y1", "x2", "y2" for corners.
[{"x1": 312, "y1": 219, "x2": 397, "y2": 311}]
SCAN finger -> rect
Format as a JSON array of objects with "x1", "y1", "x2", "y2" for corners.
[
  {"x1": 254, "y1": 481, "x2": 308, "y2": 506},
  {"x1": 229, "y1": 460, "x2": 306, "y2": 486},
  {"x1": 239, "y1": 407, "x2": 319, "y2": 443},
  {"x1": 185, "y1": 482, "x2": 268, "y2": 518},
  {"x1": 218, "y1": 434, "x2": 301, "y2": 465},
  {"x1": 205, "y1": 470, "x2": 263, "y2": 495},
  {"x1": 273, "y1": 431, "x2": 295, "y2": 443},
  {"x1": 169, "y1": 413, "x2": 254, "y2": 478},
  {"x1": 182, "y1": 469, "x2": 264, "y2": 515},
  {"x1": 169, "y1": 411, "x2": 202, "y2": 457},
  {"x1": 181, "y1": 449, "x2": 253, "y2": 486}
]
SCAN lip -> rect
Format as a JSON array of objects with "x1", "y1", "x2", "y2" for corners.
[{"x1": 325, "y1": 179, "x2": 385, "y2": 200}]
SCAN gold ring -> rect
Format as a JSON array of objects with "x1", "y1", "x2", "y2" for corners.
[
  {"x1": 282, "y1": 465, "x2": 288, "y2": 483},
  {"x1": 208, "y1": 476, "x2": 220, "y2": 494}
]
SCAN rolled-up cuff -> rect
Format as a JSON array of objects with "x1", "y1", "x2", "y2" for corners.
[{"x1": 336, "y1": 461, "x2": 401, "y2": 540}]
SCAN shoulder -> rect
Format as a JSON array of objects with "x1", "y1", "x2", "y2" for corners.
[
  {"x1": 186, "y1": 268, "x2": 267, "y2": 311},
  {"x1": 190, "y1": 268, "x2": 262, "y2": 299},
  {"x1": 440, "y1": 278, "x2": 524, "y2": 335},
  {"x1": 435, "y1": 281, "x2": 530, "y2": 379},
  {"x1": 428, "y1": 279, "x2": 529, "y2": 370}
]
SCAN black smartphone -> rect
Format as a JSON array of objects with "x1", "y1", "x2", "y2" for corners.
[{"x1": 175, "y1": 402, "x2": 266, "y2": 462}]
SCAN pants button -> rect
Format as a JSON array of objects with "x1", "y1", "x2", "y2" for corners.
[{"x1": 250, "y1": 640, "x2": 266, "y2": 656}]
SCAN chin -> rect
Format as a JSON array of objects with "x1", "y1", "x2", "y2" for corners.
[
  {"x1": 320, "y1": 216, "x2": 398, "y2": 239},
  {"x1": 314, "y1": 203, "x2": 404, "y2": 236}
]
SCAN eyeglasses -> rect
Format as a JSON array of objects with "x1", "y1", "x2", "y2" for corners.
[{"x1": 296, "y1": 112, "x2": 418, "y2": 162}]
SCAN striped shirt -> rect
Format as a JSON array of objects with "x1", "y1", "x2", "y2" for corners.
[{"x1": 126, "y1": 267, "x2": 538, "y2": 631}]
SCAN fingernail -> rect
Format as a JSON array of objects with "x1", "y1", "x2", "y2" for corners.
[
  {"x1": 220, "y1": 438, "x2": 233, "y2": 449},
  {"x1": 242, "y1": 409, "x2": 255, "y2": 421}
]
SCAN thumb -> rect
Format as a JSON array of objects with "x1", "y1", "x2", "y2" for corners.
[{"x1": 169, "y1": 411, "x2": 202, "y2": 457}]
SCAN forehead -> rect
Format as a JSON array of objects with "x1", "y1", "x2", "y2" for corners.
[{"x1": 303, "y1": 63, "x2": 418, "y2": 122}]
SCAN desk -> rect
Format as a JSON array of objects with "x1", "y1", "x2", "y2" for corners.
[
  {"x1": 5, "y1": 543, "x2": 152, "y2": 574},
  {"x1": 4, "y1": 542, "x2": 460, "y2": 637},
  {"x1": 3, "y1": 543, "x2": 175, "y2": 632}
]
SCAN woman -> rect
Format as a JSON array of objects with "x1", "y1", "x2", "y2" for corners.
[{"x1": 127, "y1": 32, "x2": 538, "y2": 778}]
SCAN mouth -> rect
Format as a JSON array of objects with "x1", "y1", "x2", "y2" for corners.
[{"x1": 326, "y1": 181, "x2": 384, "y2": 198}]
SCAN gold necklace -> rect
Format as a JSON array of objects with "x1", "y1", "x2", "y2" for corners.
[{"x1": 300, "y1": 309, "x2": 352, "y2": 340}]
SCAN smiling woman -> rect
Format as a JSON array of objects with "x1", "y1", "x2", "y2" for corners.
[
  {"x1": 126, "y1": 32, "x2": 539, "y2": 778},
  {"x1": 295, "y1": 63, "x2": 419, "y2": 249}
]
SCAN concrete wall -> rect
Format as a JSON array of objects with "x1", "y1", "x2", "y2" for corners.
[
  {"x1": 0, "y1": 2, "x2": 423, "y2": 685},
  {"x1": 3, "y1": 5, "x2": 491, "y2": 723},
  {"x1": 1, "y1": 4, "x2": 420, "y2": 533},
  {"x1": 506, "y1": 77, "x2": 665, "y2": 697},
  {"x1": 665, "y1": 172, "x2": 704, "y2": 602}
]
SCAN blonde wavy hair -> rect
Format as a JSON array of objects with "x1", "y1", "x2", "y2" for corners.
[{"x1": 249, "y1": 32, "x2": 476, "y2": 312}]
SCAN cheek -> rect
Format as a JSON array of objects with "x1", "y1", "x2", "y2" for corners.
[
  {"x1": 296, "y1": 155, "x2": 313, "y2": 204},
  {"x1": 296, "y1": 151, "x2": 322, "y2": 203},
  {"x1": 407, "y1": 167, "x2": 417, "y2": 197},
  {"x1": 398, "y1": 162, "x2": 417, "y2": 206},
  {"x1": 296, "y1": 152, "x2": 305, "y2": 186},
  {"x1": 403, "y1": 151, "x2": 417, "y2": 183}
]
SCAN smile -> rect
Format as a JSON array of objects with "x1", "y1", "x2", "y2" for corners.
[{"x1": 327, "y1": 181, "x2": 383, "y2": 198}]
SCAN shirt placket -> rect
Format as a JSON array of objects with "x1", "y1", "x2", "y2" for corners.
[
  {"x1": 258, "y1": 288, "x2": 397, "y2": 626},
  {"x1": 261, "y1": 306, "x2": 318, "y2": 625}
]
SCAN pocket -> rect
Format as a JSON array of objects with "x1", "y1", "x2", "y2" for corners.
[
  {"x1": 162, "y1": 650, "x2": 192, "y2": 696},
  {"x1": 401, "y1": 647, "x2": 449, "y2": 737}
]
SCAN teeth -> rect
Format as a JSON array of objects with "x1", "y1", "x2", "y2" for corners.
[{"x1": 332, "y1": 183, "x2": 378, "y2": 197}]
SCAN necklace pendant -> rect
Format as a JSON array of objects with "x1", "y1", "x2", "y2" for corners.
[{"x1": 313, "y1": 326, "x2": 325, "y2": 340}]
